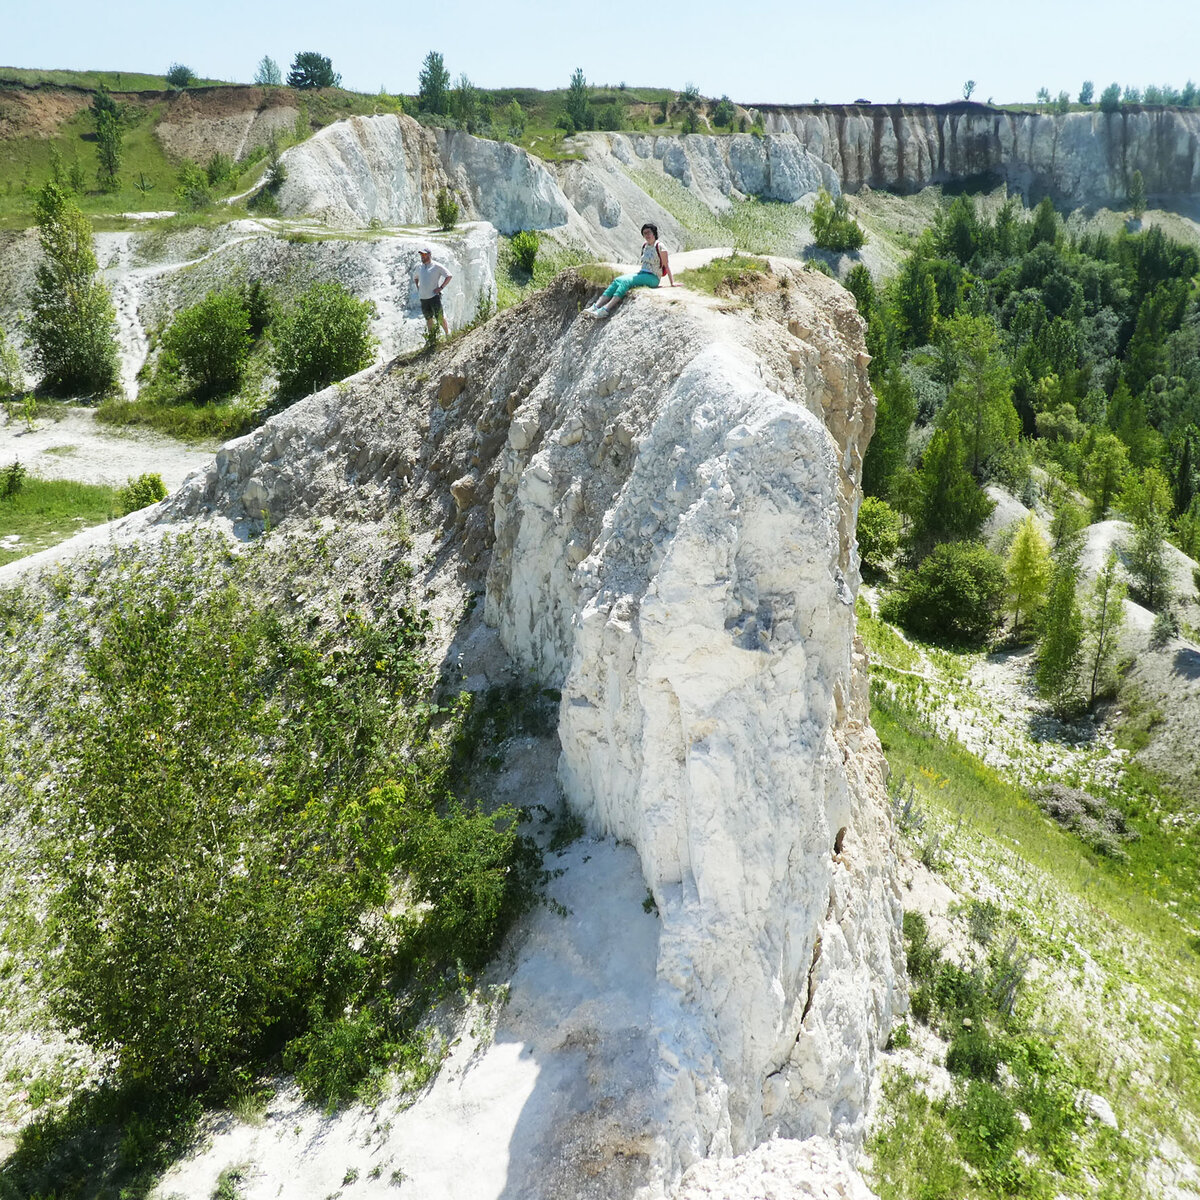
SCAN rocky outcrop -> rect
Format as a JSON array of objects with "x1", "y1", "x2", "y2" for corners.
[
  {"x1": 158, "y1": 267, "x2": 903, "y2": 1195},
  {"x1": 760, "y1": 102, "x2": 1200, "y2": 203}
]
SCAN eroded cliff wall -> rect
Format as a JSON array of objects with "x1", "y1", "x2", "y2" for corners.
[{"x1": 761, "y1": 102, "x2": 1200, "y2": 203}]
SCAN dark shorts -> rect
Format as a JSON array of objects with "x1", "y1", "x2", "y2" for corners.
[{"x1": 420, "y1": 294, "x2": 443, "y2": 318}]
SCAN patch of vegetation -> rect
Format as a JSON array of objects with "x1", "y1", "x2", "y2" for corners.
[
  {"x1": 0, "y1": 528, "x2": 544, "y2": 1192},
  {"x1": 496, "y1": 235, "x2": 591, "y2": 310},
  {"x1": 0, "y1": 475, "x2": 119, "y2": 565},
  {"x1": 95, "y1": 394, "x2": 259, "y2": 442},
  {"x1": 677, "y1": 253, "x2": 770, "y2": 296},
  {"x1": 272, "y1": 282, "x2": 377, "y2": 399}
]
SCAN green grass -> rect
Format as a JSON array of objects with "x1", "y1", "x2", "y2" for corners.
[
  {"x1": 95, "y1": 395, "x2": 259, "y2": 442},
  {"x1": 0, "y1": 476, "x2": 119, "y2": 564},
  {"x1": 496, "y1": 234, "x2": 592, "y2": 310},
  {"x1": 676, "y1": 253, "x2": 770, "y2": 295},
  {"x1": 0, "y1": 67, "x2": 233, "y2": 91},
  {"x1": 868, "y1": 684, "x2": 1200, "y2": 1196}
]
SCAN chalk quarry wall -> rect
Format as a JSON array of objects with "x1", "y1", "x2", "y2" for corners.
[
  {"x1": 163, "y1": 268, "x2": 904, "y2": 1191},
  {"x1": 761, "y1": 102, "x2": 1200, "y2": 203},
  {"x1": 273, "y1": 114, "x2": 836, "y2": 258}
]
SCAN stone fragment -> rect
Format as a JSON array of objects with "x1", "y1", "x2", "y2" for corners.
[{"x1": 438, "y1": 373, "x2": 467, "y2": 407}]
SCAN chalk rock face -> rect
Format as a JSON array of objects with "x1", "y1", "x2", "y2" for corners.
[
  {"x1": 484, "y1": 271, "x2": 903, "y2": 1180},
  {"x1": 760, "y1": 102, "x2": 1200, "y2": 203},
  {"x1": 275, "y1": 114, "x2": 448, "y2": 227},
  {"x1": 157, "y1": 270, "x2": 901, "y2": 1196}
]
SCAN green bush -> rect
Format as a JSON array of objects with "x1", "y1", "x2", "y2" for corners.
[
  {"x1": 160, "y1": 291, "x2": 252, "y2": 396},
  {"x1": 271, "y1": 282, "x2": 376, "y2": 399},
  {"x1": 165, "y1": 62, "x2": 195, "y2": 89},
  {"x1": 2, "y1": 459, "x2": 28, "y2": 499},
  {"x1": 436, "y1": 187, "x2": 459, "y2": 231},
  {"x1": 510, "y1": 230, "x2": 539, "y2": 274},
  {"x1": 946, "y1": 1024, "x2": 1001, "y2": 1080},
  {"x1": 117, "y1": 472, "x2": 167, "y2": 514},
  {"x1": 205, "y1": 151, "x2": 236, "y2": 189},
  {"x1": 857, "y1": 495, "x2": 901, "y2": 569},
  {"x1": 14, "y1": 532, "x2": 541, "y2": 1096},
  {"x1": 882, "y1": 541, "x2": 1006, "y2": 645},
  {"x1": 810, "y1": 188, "x2": 866, "y2": 252},
  {"x1": 174, "y1": 159, "x2": 213, "y2": 210},
  {"x1": 0, "y1": 329, "x2": 23, "y2": 396}
]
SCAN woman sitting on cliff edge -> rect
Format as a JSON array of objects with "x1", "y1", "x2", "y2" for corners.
[{"x1": 584, "y1": 223, "x2": 677, "y2": 318}]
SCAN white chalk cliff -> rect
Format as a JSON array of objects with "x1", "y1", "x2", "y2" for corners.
[{"x1": 162, "y1": 266, "x2": 904, "y2": 1196}]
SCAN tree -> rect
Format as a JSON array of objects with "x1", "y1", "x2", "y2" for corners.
[
  {"x1": 1099, "y1": 83, "x2": 1122, "y2": 112},
  {"x1": 857, "y1": 496, "x2": 901, "y2": 570},
  {"x1": 1005, "y1": 514, "x2": 1052, "y2": 640},
  {"x1": 1036, "y1": 540, "x2": 1085, "y2": 717},
  {"x1": 436, "y1": 187, "x2": 459, "y2": 230},
  {"x1": 1084, "y1": 549, "x2": 1127, "y2": 705},
  {"x1": 271, "y1": 282, "x2": 376, "y2": 399},
  {"x1": 90, "y1": 86, "x2": 125, "y2": 193},
  {"x1": 862, "y1": 368, "x2": 915, "y2": 499},
  {"x1": 1029, "y1": 197, "x2": 1059, "y2": 247},
  {"x1": 25, "y1": 183, "x2": 120, "y2": 396},
  {"x1": 161, "y1": 291, "x2": 252, "y2": 396},
  {"x1": 255, "y1": 56, "x2": 283, "y2": 87},
  {"x1": 1079, "y1": 81, "x2": 1095, "y2": 105},
  {"x1": 505, "y1": 99, "x2": 526, "y2": 139},
  {"x1": 1081, "y1": 430, "x2": 1129, "y2": 517},
  {"x1": 810, "y1": 189, "x2": 866, "y2": 252},
  {"x1": 565, "y1": 67, "x2": 591, "y2": 132},
  {"x1": 963, "y1": 80, "x2": 976, "y2": 100},
  {"x1": 907, "y1": 418, "x2": 995, "y2": 550},
  {"x1": 882, "y1": 541, "x2": 1006, "y2": 645},
  {"x1": 1120, "y1": 467, "x2": 1173, "y2": 610},
  {"x1": 450, "y1": 73, "x2": 478, "y2": 128},
  {"x1": 1128, "y1": 169, "x2": 1147, "y2": 219},
  {"x1": 1036, "y1": 87, "x2": 1051, "y2": 107},
  {"x1": 418, "y1": 51, "x2": 450, "y2": 114},
  {"x1": 165, "y1": 63, "x2": 195, "y2": 88},
  {"x1": 938, "y1": 313, "x2": 1020, "y2": 476},
  {"x1": 844, "y1": 263, "x2": 875, "y2": 315},
  {"x1": 288, "y1": 52, "x2": 340, "y2": 90},
  {"x1": 894, "y1": 252, "x2": 939, "y2": 347},
  {"x1": 713, "y1": 95, "x2": 735, "y2": 127}
]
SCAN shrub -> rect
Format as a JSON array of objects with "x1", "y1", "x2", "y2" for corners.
[
  {"x1": 0, "y1": 329, "x2": 23, "y2": 396},
  {"x1": 165, "y1": 63, "x2": 195, "y2": 89},
  {"x1": 174, "y1": 159, "x2": 213, "y2": 210},
  {"x1": 946, "y1": 1025, "x2": 1001, "y2": 1080},
  {"x1": 15, "y1": 532, "x2": 542, "y2": 1097},
  {"x1": 857, "y1": 496, "x2": 901, "y2": 569},
  {"x1": 118, "y1": 472, "x2": 167, "y2": 514},
  {"x1": 712, "y1": 95, "x2": 735, "y2": 127},
  {"x1": 205, "y1": 151, "x2": 236, "y2": 189},
  {"x1": 436, "y1": 187, "x2": 459, "y2": 231},
  {"x1": 510, "y1": 230, "x2": 539, "y2": 274},
  {"x1": 160, "y1": 291, "x2": 252, "y2": 396},
  {"x1": 882, "y1": 541, "x2": 1006, "y2": 645},
  {"x1": 1, "y1": 459, "x2": 27, "y2": 499},
  {"x1": 810, "y1": 188, "x2": 866, "y2": 252},
  {"x1": 271, "y1": 282, "x2": 377, "y2": 399}
]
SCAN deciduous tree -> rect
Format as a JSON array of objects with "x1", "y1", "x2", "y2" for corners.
[
  {"x1": 1005, "y1": 514, "x2": 1051, "y2": 640},
  {"x1": 1036, "y1": 540, "x2": 1085, "y2": 716},
  {"x1": 1084, "y1": 549, "x2": 1126, "y2": 705},
  {"x1": 255, "y1": 56, "x2": 283, "y2": 87}
]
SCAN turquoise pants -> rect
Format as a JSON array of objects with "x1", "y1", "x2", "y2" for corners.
[{"x1": 602, "y1": 270, "x2": 659, "y2": 300}]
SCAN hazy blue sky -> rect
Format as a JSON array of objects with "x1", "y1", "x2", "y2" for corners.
[{"x1": 5, "y1": 0, "x2": 1199, "y2": 104}]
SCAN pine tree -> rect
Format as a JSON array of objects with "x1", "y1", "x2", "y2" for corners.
[
  {"x1": 939, "y1": 313, "x2": 1020, "y2": 476},
  {"x1": 1084, "y1": 549, "x2": 1127, "y2": 706},
  {"x1": 1005, "y1": 514, "x2": 1051, "y2": 640},
  {"x1": 906, "y1": 419, "x2": 995, "y2": 553},
  {"x1": 26, "y1": 183, "x2": 120, "y2": 396},
  {"x1": 565, "y1": 68, "x2": 591, "y2": 131},
  {"x1": 1128, "y1": 169, "x2": 1147, "y2": 219},
  {"x1": 417, "y1": 51, "x2": 450, "y2": 114},
  {"x1": 1036, "y1": 541, "x2": 1085, "y2": 717}
]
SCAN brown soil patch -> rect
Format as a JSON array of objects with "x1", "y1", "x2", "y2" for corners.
[{"x1": 0, "y1": 89, "x2": 91, "y2": 139}]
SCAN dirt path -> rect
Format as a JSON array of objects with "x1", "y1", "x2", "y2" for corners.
[{"x1": 0, "y1": 407, "x2": 215, "y2": 489}]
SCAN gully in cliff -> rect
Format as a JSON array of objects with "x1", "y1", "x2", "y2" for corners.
[{"x1": 584, "y1": 223, "x2": 678, "y2": 318}]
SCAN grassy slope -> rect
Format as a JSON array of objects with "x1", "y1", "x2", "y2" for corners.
[
  {"x1": 858, "y1": 600, "x2": 1200, "y2": 1198},
  {"x1": 0, "y1": 476, "x2": 118, "y2": 565}
]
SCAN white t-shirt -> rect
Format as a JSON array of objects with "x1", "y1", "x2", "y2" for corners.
[{"x1": 415, "y1": 259, "x2": 451, "y2": 300}]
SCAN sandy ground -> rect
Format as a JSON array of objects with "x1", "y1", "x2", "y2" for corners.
[{"x1": 0, "y1": 407, "x2": 215, "y2": 489}]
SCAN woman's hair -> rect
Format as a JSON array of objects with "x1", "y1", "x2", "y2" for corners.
[{"x1": 641, "y1": 223, "x2": 659, "y2": 239}]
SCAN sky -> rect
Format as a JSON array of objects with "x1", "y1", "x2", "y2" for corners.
[{"x1": 4, "y1": 0, "x2": 1199, "y2": 105}]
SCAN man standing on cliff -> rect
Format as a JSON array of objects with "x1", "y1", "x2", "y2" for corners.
[{"x1": 414, "y1": 247, "x2": 452, "y2": 340}]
